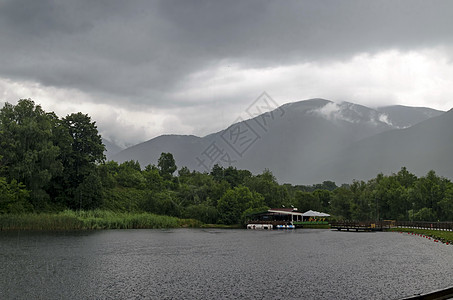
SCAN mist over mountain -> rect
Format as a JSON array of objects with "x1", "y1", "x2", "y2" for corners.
[
  {"x1": 315, "y1": 107, "x2": 453, "y2": 183},
  {"x1": 111, "y1": 99, "x2": 445, "y2": 184},
  {"x1": 376, "y1": 105, "x2": 443, "y2": 128}
]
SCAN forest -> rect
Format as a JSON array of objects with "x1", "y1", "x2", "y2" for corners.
[{"x1": 1, "y1": 99, "x2": 453, "y2": 225}]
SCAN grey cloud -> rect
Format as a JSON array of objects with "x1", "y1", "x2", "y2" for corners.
[
  {"x1": 1, "y1": 0, "x2": 453, "y2": 107},
  {"x1": 1, "y1": 0, "x2": 453, "y2": 147}
]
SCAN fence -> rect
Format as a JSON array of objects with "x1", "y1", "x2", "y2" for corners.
[{"x1": 395, "y1": 221, "x2": 453, "y2": 231}]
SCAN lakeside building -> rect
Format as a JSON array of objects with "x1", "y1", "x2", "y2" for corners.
[{"x1": 246, "y1": 208, "x2": 330, "y2": 229}]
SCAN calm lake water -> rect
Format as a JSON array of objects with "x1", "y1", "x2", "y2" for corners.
[{"x1": 1, "y1": 228, "x2": 452, "y2": 299}]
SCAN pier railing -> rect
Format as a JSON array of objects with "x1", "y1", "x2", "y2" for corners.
[
  {"x1": 330, "y1": 221, "x2": 453, "y2": 232},
  {"x1": 330, "y1": 221, "x2": 394, "y2": 231},
  {"x1": 395, "y1": 221, "x2": 453, "y2": 231}
]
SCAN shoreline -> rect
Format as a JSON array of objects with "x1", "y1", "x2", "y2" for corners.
[
  {"x1": 387, "y1": 227, "x2": 453, "y2": 245},
  {"x1": 3, "y1": 212, "x2": 452, "y2": 241}
]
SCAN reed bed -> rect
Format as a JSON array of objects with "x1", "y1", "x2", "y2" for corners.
[{"x1": 0, "y1": 210, "x2": 201, "y2": 231}]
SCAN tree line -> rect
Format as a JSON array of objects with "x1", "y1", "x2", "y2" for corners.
[{"x1": 1, "y1": 99, "x2": 453, "y2": 224}]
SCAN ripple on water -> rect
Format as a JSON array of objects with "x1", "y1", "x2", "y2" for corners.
[{"x1": 1, "y1": 229, "x2": 452, "y2": 299}]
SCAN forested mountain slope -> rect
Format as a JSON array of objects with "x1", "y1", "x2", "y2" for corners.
[{"x1": 112, "y1": 99, "x2": 445, "y2": 184}]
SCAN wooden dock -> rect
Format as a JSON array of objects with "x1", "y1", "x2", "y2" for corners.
[
  {"x1": 396, "y1": 221, "x2": 453, "y2": 231},
  {"x1": 330, "y1": 221, "x2": 394, "y2": 232},
  {"x1": 330, "y1": 221, "x2": 453, "y2": 232}
]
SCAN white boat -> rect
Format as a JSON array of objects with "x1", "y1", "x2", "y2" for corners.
[{"x1": 247, "y1": 224, "x2": 273, "y2": 230}]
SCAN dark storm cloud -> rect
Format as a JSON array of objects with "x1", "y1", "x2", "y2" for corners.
[
  {"x1": 1, "y1": 0, "x2": 453, "y2": 109},
  {"x1": 156, "y1": 0, "x2": 453, "y2": 62}
]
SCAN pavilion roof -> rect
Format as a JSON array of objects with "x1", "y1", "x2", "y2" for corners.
[{"x1": 302, "y1": 210, "x2": 330, "y2": 217}]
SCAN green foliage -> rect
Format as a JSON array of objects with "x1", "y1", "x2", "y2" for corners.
[
  {"x1": 2, "y1": 99, "x2": 452, "y2": 225},
  {"x1": 293, "y1": 180, "x2": 338, "y2": 193},
  {"x1": 141, "y1": 191, "x2": 179, "y2": 217},
  {"x1": 327, "y1": 168, "x2": 453, "y2": 222},
  {"x1": 158, "y1": 152, "x2": 177, "y2": 179},
  {"x1": 241, "y1": 206, "x2": 270, "y2": 224},
  {"x1": 75, "y1": 170, "x2": 104, "y2": 210},
  {"x1": 330, "y1": 187, "x2": 352, "y2": 220},
  {"x1": 102, "y1": 187, "x2": 146, "y2": 212},
  {"x1": 0, "y1": 177, "x2": 31, "y2": 214},
  {"x1": 0, "y1": 100, "x2": 106, "y2": 211},
  {"x1": 413, "y1": 207, "x2": 436, "y2": 221},
  {"x1": 245, "y1": 169, "x2": 288, "y2": 208},
  {"x1": 143, "y1": 164, "x2": 165, "y2": 191},
  {"x1": 116, "y1": 161, "x2": 146, "y2": 188},
  {"x1": 437, "y1": 184, "x2": 453, "y2": 221},
  {"x1": 57, "y1": 112, "x2": 105, "y2": 209},
  {"x1": 0, "y1": 99, "x2": 62, "y2": 208},
  {"x1": 183, "y1": 203, "x2": 218, "y2": 224},
  {"x1": 212, "y1": 165, "x2": 252, "y2": 187},
  {"x1": 217, "y1": 186, "x2": 263, "y2": 225},
  {"x1": 217, "y1": 189, "x2": 242, "y2": 225}
]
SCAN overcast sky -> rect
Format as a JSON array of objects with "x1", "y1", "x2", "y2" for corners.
[{"x1": 1, "y1": 0, "x2": 453, "y2": 147}]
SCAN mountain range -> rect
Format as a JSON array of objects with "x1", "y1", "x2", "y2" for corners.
[{"x1": 110, "y1": 99, "x2": 446, "y2": 184}]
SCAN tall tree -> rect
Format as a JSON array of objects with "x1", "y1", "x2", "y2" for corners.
[
  {"x1": 0, "y1": 99, "x2": 62, "y2": 209},
  {"x1": 57, "y1": 112, "x2": 105, "y2": 209},
  {"x1": 331, "y1": 187, "x2": 353, "y2": 220},
  {"x1": 157, "y1": 152, "x2": 177, "y2": 179}
]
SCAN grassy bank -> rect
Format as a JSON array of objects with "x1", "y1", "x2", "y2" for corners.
[
  {"x1": 387, "y1": 227, "x2": 453, "y2": 244},
  {"x1": 0, "y1": 210, "x2": 202, "y2": 231}
]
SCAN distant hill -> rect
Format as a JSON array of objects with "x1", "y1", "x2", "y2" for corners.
[
  {"x1": 111, "y1": 99, "x2": 446, "y2": 184},
  {"x1": 103, "y1": 139, "x2": 125, "y2": 160},
  {"x1": 314, "y1": 108, "x2": 453, "y2": 183},
  {"x1": 112, "y1": 135, "x2": 205, "y2": 169}
]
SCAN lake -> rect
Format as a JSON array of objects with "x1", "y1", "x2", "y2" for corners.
[{"x1": 1, "y1": 229, "x2": 452, "y2": 299}]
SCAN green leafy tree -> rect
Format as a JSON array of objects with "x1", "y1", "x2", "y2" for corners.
[
  {"x1": 294, "y1": 191, "x2": 321, "y2": 212},
  {"x1": 183, "y1": 203, "x2": 218, "y2": 224},
  {"x1": 75, "y1": 170, "x2": 103, "y2": 210},
  {"x1": 178, "y1": 166, "x2": 191, "y2": 180},
  {"x1": 312, "y1": 181, "x2": 338, "y2": 191},
  {"x1": 0, "y1": 177, "x2": 31, "y2": 214},
  {"x1": 395, "y1": 167, "x2": 417, "y2": 188},
  {"x1": 210, "y1": 179, "x2": 230, "y2": 207},
  {"x1": 158, "y1": 153, "x2": 177, "y2": 180},
  {"x1": 313, "y1": 189, "x2": 332, "y2": 211},
  {"x1": 369, "y1": 175, "x2": 408, "y2": 220},
  {"x1": 143, "y1": 191, "x2": 180, "y2": 217},
  {"x1": 116, "y1": 161, "x2": 146, "y2": 188},
  {"x1": 413, "y1": 207, "x2": 436, "y2": 221},
  {"x1": 222, "y1": 166, "x2": 252, "y2": 187},
  {"x1": 438, "y1": 183, "x2": 453, "y2": 221},
  {"x1": 331, "y1": 187, "x2": 353, "y2": 220},
  {"x1": 210, "y1": 164, "x2": 225, "y2": 182},
  {"x1": 412, "y1": 170, "x2": 448, "y2": 218},
  {"x1": 98, "y1": 161, "x2": 119, "y2": 189},
  {"x1": 143, "y1": 164, "x2": 164, "y2": 191},
  {"x1": 0, "y1": 99, "x2": 62, "y2": 209},
  {"x1": 217, "y1": 186, "x2": 260, "y2": 225},
  {"x1": 56, "y1": 112, "x2": 105, "y2": 209},
  {"x1": 244, "y1": 169, "x2": 285, "y2": 208}
]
